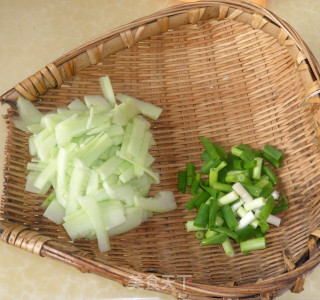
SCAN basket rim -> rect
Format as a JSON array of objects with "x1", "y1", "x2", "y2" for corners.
[
  {"x1": 1, "y1": 0, "x2": 320, "y2": 103},
  {"x1": 1, "y1": 1, "x2": 320, "y2": 299}
]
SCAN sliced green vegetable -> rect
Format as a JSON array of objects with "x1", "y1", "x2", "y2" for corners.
[
  {"x1": 195, "y1": 231, "x2": 205, "y2": 239},
  {"x1": 186, "y1": 163, "x2": 196, "y2": 186},
  {"x1": 116, "y1": 93, "x2": 162, "y2": 120},
  {"x1": 222, "y1": 237, "x2": 235, "y2": 257},
  {"x1": 262, "y1": 165, "x2": 278, "y2": 185},
  {"x1": 194, "y1": 204, "x2": 210, "y2": 227},
  {"x1": 240, "y1": 237, "x2": 266, "y2": 253},
  {"x1": 208, "y1": 198, "x2": 219, "y2": 230},
  {"x1": 201, "y1": 233, "x2": 227, "y2": 246},
  {"x1": 189, "y1": 173, "x2": 201, "y2": 195},
  {"x1": 221, "y1": 204, "x2": 238, "y2": 230}
]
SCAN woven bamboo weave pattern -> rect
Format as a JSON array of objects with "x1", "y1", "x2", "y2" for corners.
[
  {"x1": 2, "y1": 17, "x2": 320, "y2": 285},
  {"x1": 2, "y1": 1, "x2": 320, "y2": 298}
]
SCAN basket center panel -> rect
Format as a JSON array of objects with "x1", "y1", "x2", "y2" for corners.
[{"x1": 2, "y1": 18, "x2": 320, "y2": 286}]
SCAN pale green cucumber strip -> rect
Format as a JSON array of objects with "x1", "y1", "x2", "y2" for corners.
[
  {"x1": 134, "y1": 191, "x2": 176, "y2": 213},
  {"x1": 108, "y1": 124, "x2": 124, "y2": 137},
  {"x1": 112, "y1": 99, "x2": 140, "y2": 126},
  {"x1": 56, "y1": 147, "x2": 68, "y2": 207},
  {"x1": 99, "y1": 200, "x2": 126, "y2": 230},
  {"x1": 102, "y1": 181, "x2": 135, "y2": 207},
  {"x1": 97, "y1": 156, "x2": 124, "y2": 181},
  {"x1": 116, "y1": 93, "x2": 162, "y2": 120},
  {"x1": 43, "y1": 198, "x2": 65, "y2": 225},
  {"x1": 13, "y1": 96, "x2": 43, "y2": 131},
  {"x1": 99, "y1": 76, "x2": 116, "y2": 107},
  {"x1": 68, "y1": 98, "x2": 87, "y2": 111},
  {"x1": 75, "y1": 133, "x2": 113, "y2": 167},
  {"x1": 65, "y1": 166, "x2": 88, "y2": 215},
  {"x1": 79, "y1": 196, "x2": 110, "y2": 252},
  {"x1": 86, "y1": 170, "x2": 99, "y2": 195},
  {"x1": 63, "y1": 208, "x2": 96, "y2": 241},
  {"x1": 84, "y1": 94, "x2": 111, "y2": 111},
  {"x1": 127, "y1": 116, "x2": 149, "y2": 157},
  {"x1": 33, "y1": 159, "x2": 57, "y2": 191}
]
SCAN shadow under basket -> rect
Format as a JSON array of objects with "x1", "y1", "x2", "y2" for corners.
[{"x1": 2, "y1": 1, "x2": 320, "y2": 299}]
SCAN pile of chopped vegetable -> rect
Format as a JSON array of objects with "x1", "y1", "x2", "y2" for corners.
[
  {"x1": 178, "y1": 137, "x2": 288, "y2": 257},
  {"x1": 13, "y1": 76, "x2": 176, "y2": 252}
]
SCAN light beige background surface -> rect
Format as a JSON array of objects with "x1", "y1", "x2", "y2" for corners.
[{"x1": 1, "y1": 0, "x2": 320, "y2": 299}]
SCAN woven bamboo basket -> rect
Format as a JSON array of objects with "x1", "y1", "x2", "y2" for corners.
[{"x1": 2, "y1": 1, "x2": 320, "y2": 299}]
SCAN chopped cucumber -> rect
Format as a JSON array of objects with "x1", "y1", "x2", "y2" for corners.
[
  {"x1": 43, "y1": 198, "x2": 65, "y2": 225},
  {"x1": 107, "y1": 207, "x2": 143, "y2": 236},
  {"x1": 14, "y1": 78, "x2": 175, "y2": 253},
  {"x1": 116, "y1": 93, "x2": 162, "y2": 120}
]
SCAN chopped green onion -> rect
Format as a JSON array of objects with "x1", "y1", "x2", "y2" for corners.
[
  {"x1": 240, "y1": 182, "x2": 262, "y2": 198},
  {"x1": 271, "y1": 190, "x2": 280, "y2": 200},
  {"x1": 231, "y1": 147, "x2": 243, "y2": 158},
  {"x1": 244, "y1": 197, "x2": 266, "y2": 211},
  {"x1": 208, "y1": 198, "x2": 219, "y2": 230},
  {"x1": 260, "y1": 182, "x2": 274, "y2": 198},
  {"x1": 258, "y1": 196, "x2": 275, "y2": 222},
  {"x1": 235, "y1": 226, "x2": 256, "y2": 242},
  {"x1": 215, "y1": 226, "x2": 238, "y2": 240},
  {"x1": 212, "y1": 143, "x2": 227, "y2": 160},
  {"x1": 215, "y1": 215, "x2": 225, "y2": 227},
  {"x1": 201, "y1": 151, "x2": 211, "y2": 163},
  {"x1": 225, "y1": 173, "x2": 251, "y2": 184},
  {"x1": 221, "y1": 204, "x2": 238, "y2": 230},
  {"x1": 272, "y1": 194, "x2": 289, "y2": 214},
  {"x1": 194, "y1": 191, "x2": 211, "y2": 209},
  {"x1": 199, "y1": 183, "x2": 219, "y2": 197},
  {"x1": 222, "y1": 237, "x2": 235, "y2": 257},
  {"x1": 212, "y1": 182, "x2": 233, "y2": 193},
  {"x1": 263, "y1": 145, "x2": 284, "y2": 165},
  {"x1": 254, "y1": 229, "x2": 264, "y2": 238},
  {"x1": 254, "y1": 149, "x2": 263, "y2": 157},
  {"x1": 237, "y1": 211, "x2": 256, "y2": 230},
  {"x1": 237, "y1": 144, "x2": 255, "y2": 157},
  {"x1": 205, "y1": 228, "x2": 218, "y2": 238},
  {"x1": 225, "y1": 174, "x2": 239, "y2": 183},
  {"x1": 254, "y1": 175, "x2": 269, "y2": 188},
  {"x1": 232, "y1": 159, "x2": 243, "y2": 170},
  {"x1": 218, "y1": 191, "x2": 239, "y2": 206},
  {"x1": 195, "y1": 231, "x2": 205, "y2": 239},
  {"x1": 194, "y1": 203, "x2": 210, "y2": 227},
  {"x1": 243, "y1": 160, "x2": 256, "y2": 169},
  {"x1": 236, "y1": 206, "x2": 248, "y2": 218},
  {"x1": 232, "y1": 182, "x2": 253, "y2": 203},
  {"x1": 227, "y1": 170, "x2": 249, "y2": 176},
  {"x1": 179, "y1": 138, "x2": 286, "y2": 256},
  {"x1": 231, "y1": 199, "x2": 244, "y2": 212},
  {"x1": 200, "y1": 233, "x2": 227, "y2": 246},
  {"x1": 258, "y1": 220, "x2": 269, "y2": 234},
  {"x1": 240, "y1": 237, "x2": 266, "y2": 253},
  {"x1": 185, "y1": 189, "x2": 204, "y2": 210},
  {"x1": 266, "y1": 214, "x2": 281, "y2": 227},
  {"x1": 189, "y1": 173, "x2": 201, "y2": 196},
  {"x1": 209, "y1": 168, "x2": 218, "y2": 186},
  {"x1": 252, "y1": 157, "x2": 263, "y2": 180},
  {"x1": 199, "y1": 137, "x2": 220, "y2": 161},
  {"x1": 215, "y1": 161, "x2": 228, "y2": 172},
  {"x1": 263, "y1": 152, "x2": 280, "y2": 168},
  {"x1": 185, "y1": 220, "x2": 207, "y2": 232},
  {"x1": 201, "y1": 160, "x2": 221, "y2": 174},
  {"x1": 262, "y1": 165, "x2": 279, "y2": 185},
  {"x1": 178, "y1": 170, "x2": 187, "y2": 193},
  {"x1": 186, "y1": 163, "x2": 195, "y2": 186}
]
